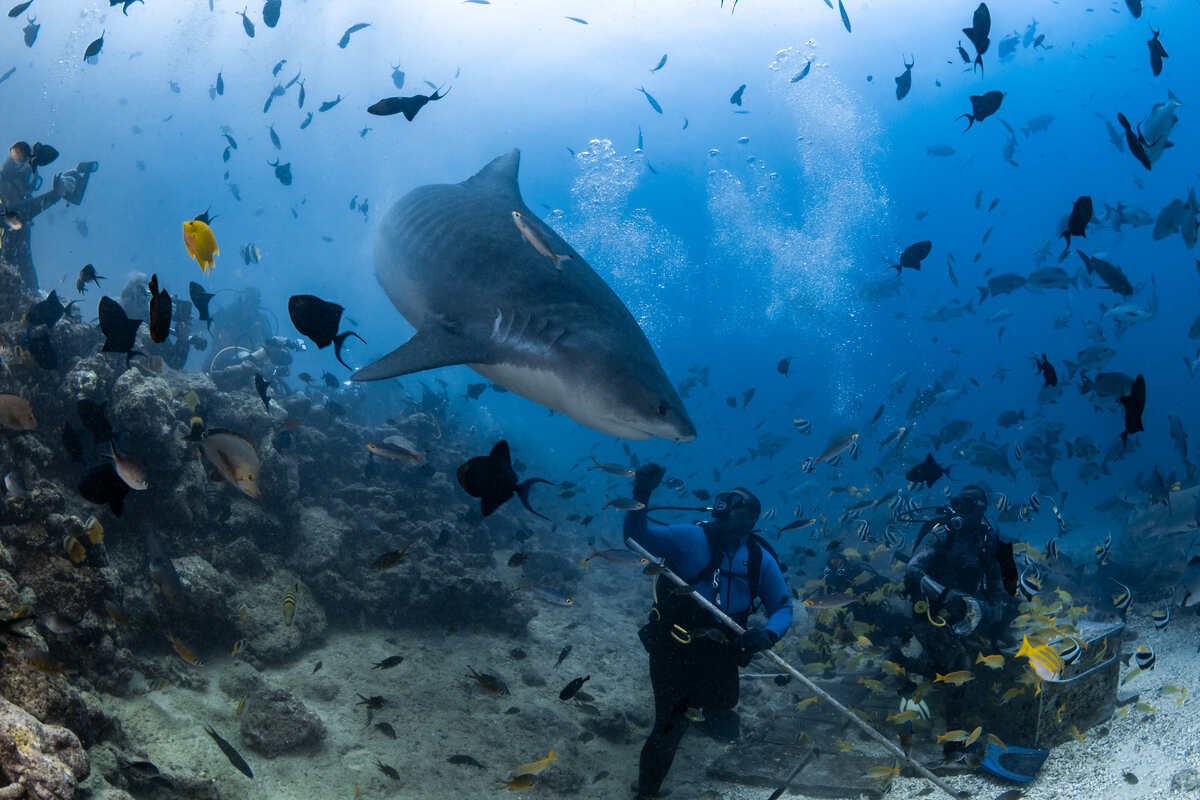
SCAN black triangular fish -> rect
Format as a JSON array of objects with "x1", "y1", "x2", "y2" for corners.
[
  {"x1": 83, "y1": 29, "x2": 104, "y2": 61},
  {"x1": 189, "y1": 281, "x2": 215, "y2": 330},
  {"x1": 97, "y1": 296, "x2": 142, "y2": 364},
  {"x1": 962, "y1": 3, "x2": 990, "y2": 73},
  {"x1": 893, "y1": 240, "x2": 932, "y2": 273},
  {"x1": 76, "y1": 398, "x2": 114, "y2": 444},
  {"x1": 25, "y1": 290, "x2": 74, "y2": 328},
  {"x1": 1117, "y1": 113, "x2": 1152, "y2": 170},
  {"x1": 959, "y1": 91, "x2": 1003, "y2": 130},
  {"x1": 148, "y1": 274, "x2": 172, "y2": 343},
  {"x1": 287, "y1": 294, "x2": 363, "y2": 369},
  {"x1": 456, "y1": 440, "x2": 552, "y2": 519},
  {"x1": 78, "y1": 462, "x2": 129, "y2": 515},
  {"x1": 1119, "y1": 374, "x2": 1146, "y2": 442},
  {"x1": 263, "y1": 0, "x2": 280, "y2": 27},
  {"x1": 367, "y1": 86, "x2": 450, "y2": 121},
  {"x1": 1148, "y1": 28, "x2": 1167, "y2": 76},
  {"x1": 905, "y1": 453, "x2": 951, "y2": 488},
  {"x1": 1034, "y1": 353, "x2": 1057, "y2": 387},
  {"x1": 1061, "y1": 196, "x2": 1092, "y2": 249}
]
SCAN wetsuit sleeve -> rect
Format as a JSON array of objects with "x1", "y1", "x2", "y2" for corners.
[
  {"x1": 7, "y1": 189, "x2": 61, "y2": 221},
  {"x1": 976, "y1": 541, "x2": 1011, "y2": 626},
  {"x1": 624, "y1": 510, "x2": 702, "y2": 575},
  {"x1": 757, "y1": 555, "x2": 793, "y2": 641},
  {"x1": 904, "y1": 525, "x2": 944, "y2": 599}
]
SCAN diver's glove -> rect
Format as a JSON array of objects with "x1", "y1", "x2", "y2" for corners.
[
  {"x1": 941, "y1": 590, "x2": 969, "y2": 624},
  {"x1": 632, "y1": 463, "x2": 666, "y2": 504},
  {"x1": 734, "y1": 627, "x2": 776, "y2": 666}
]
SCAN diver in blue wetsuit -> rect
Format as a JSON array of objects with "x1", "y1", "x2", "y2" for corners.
[{"x1": 626, "y1": 463, "x2": 792, "y2": 800}]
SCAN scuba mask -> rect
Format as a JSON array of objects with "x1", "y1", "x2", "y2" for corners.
[{"x1": 710, "y1": 488, "x2": 760, "y2": 535}]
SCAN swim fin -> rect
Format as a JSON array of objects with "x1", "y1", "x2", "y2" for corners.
[{"x1": 979, "y1": 742, "x2": 1050, "y2": 783}]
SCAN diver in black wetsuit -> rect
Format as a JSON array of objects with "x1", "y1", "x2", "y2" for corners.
[
  {"x1": 0, "y1": 140, "x2": 97, "y2": 289},
  {"x1": 902, "y1": 485, "x2": 1017, "y2": 747},
  {"x1": 625, "y1": 463, "x2": 793, "y2": 799}
]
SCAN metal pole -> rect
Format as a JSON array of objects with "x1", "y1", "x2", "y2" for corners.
[{"x1": 627, "y1": 536, "x2": 966, "y2": 800}]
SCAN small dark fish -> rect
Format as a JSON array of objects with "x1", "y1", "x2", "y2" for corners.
[
  {"x1": 791, "y1": 60, "x2": 812, "y2": 82},
  {"x1": 338, "y1": 22, "x2": 370, "y2": 48},
  {"x1": 205, "y1": 725, "x2": 253, "y2": 778},
  {"x1": 147, "y1": 274, "x2": 172, "y2": 344},
  {"x1": 837, "y1": 0, "x2": 851, "y2": 33},
  {"x1": 236, "y1": 6, "x2": 254, "y2": 37},
  {"x1": 1034, "y1": 354, "x2": 1057, "y2": 388},
  {"x1": 8, "y1": 1, "x2": 33, "y2": 17},
  {"x1": 372, "y1": 548, "x2": 408, "y2": 571},
  {"x1": 555, "y1": 645, "x2": 572, "y2": 667},
  {"x1": 76, "y1": 264, "x2": 105, "y2": 294},
  {"x1": 730, "y1": 84, "x2": 746, "y2": 106},
  {"x1": 957, "y1": 40, "x2": 971, "y2": 63},
  {"x1": 1148, "y1": 28, "x2": 1167, "y2": 76},
  {"x1": 357, "y1": 694, "x2": 386, "y2": 709},
  {"x1": 267, "y1": 159, "x2": 293, "y2": 186},
  {"x1": 892, "y1": 240, "x2": 932, "y2": 273},
  {"x1": 962, "y1": 2, "x2": 991, "y2": 73},
  {"x1": 373, "y1": 655, "x2": 404, "y2": 670},
  {"x1": 650, "y1": 54, "x2": 667, "y2": 72},
  {"x1": 287, "y1": 295, "x2": 363, "y2": 369},
  {"x1": 1061, "y1": 196, "x2": 1092, "y2": 249},
  {"x1": 298, "y1": 80, "x2": 306, "y2": 108},
  {"x1": 1119, "y1": 374, "x2": 1145, "y2": 442},
  {"x1": 318, "y1": 95, "x2": 342, "y2": 112},
  {"x1": 507, "y1": 552, "x2": 530, "y2": 568},
  {"x1": 189, "y1": 282, "x2": 215, "y2": 331},
  {"x1": 895, "y1": 56, "x2": 914, "y2": 101},
  {"x1": 24, "y1": 290, "x2": 74, "y2": 328},
  {"x1": 636, "y1": 86, "x2": 663, "y2": 113},
  {"x1": 98, "y1": 296, "x2": 142, "y2": 364},
  {"x1": 777, "y1": 356, "x2": 791, "y2": 376},
  {"x1": 905, "y1": 453, "x2": 950, "y2": 488},
  {"x1": 368, "y1": 87, "x2": 450, "y2": 121},
  {"x1": 312, "y1": 660, "x2": 323, "y2": 673},
  {"x1": 271, "y1": 58, "x2": 286, "y2": 77},
  {"x1": 391, "y1": 63, "x2": 405, "y2": 89},
  {"x1": 564, "y1": 15, "x2": 587, "y2": 24},
  {"x1": 1116, "y1": 113, "x2": 1152, "y2": 171},
  {"x1": 299, "y1": 112, "x2": 313, "y2": 129},
  {"x1": 216, "y1": 72, "x2": 224, "y2": 95},
  {"x1": 253, "y1": 373, "x2": 270, "y2": 411},
  {"x1": 22, "y1": 15, "x2": 38, "y2": 47},
  {"x1": 262, "y1": 0, "x2": 281, "y2": 28},
  {"x1": 448, "y1": 754, "x2": 486, "y2": 768},
  {"x1": 959, "y1": 91, "x2": 1003, "y2": 130},
  {"x1": 559, "y1": 675, "x2": 590, "y2": 701},
  {"x1": 0, "y1": 67, "x2": 15, "y2": 84},
  {"x1": 457, "y1": 441, "x2": 552, "y2": 519},
  {"x1": 1126, "y1": 0, "x2": 1142, "y2": 18},
  {"x1": 83, "y1": 30, "x2": 105, "y2": 62}
]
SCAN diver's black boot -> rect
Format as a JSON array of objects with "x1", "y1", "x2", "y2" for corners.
[{"x1": 697, "y1": 707, "x2": 740, "y2": 742}]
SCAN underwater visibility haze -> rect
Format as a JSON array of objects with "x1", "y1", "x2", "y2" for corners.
[{"x1": 0, "y1": 0, "x2": 1199, "y2": 798}]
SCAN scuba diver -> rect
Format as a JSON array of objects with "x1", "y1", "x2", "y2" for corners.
[
  {"x1": 901, "y1": 485, "x2": 1017, "y2": 750},
  {"x1": 625, "y1": 463, "x2": 793, "y2": 800},
  {"x1": 0, "y1": 141, "x2": 98, "y2": 289}
]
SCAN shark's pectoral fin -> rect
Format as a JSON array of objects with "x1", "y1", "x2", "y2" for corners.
[{"x1": 350, "y1": 325, "x2": 492, "y2": 382}]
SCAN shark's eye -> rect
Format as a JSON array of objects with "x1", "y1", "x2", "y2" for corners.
[{"x1": 657, "y1": 403, "x2": 668, "y2": 417}]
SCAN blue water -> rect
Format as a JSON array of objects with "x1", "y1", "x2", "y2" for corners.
[{"x1": 6, "y1": 0, "x2": 1197, "y2": 562}]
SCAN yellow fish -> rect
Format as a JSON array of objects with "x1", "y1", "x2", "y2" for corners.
[
  {"x1": 887, "y1": 709, "x2": 920, "y2": 724},
  {"x1": 795, "y1": 695, "x2": 819, "y2": 711},
  {"x1": 500, "y1": 775, "x2": 535, "y2": 791},
  {"x1": 857, "y1": 678, "x2": 886, "y2": 693},
  {"x1": 975, "y1": 652, "x2": 1005, "y2": 670},
  {"x1": 1070, "y1": 725, "x2": 1085, "y2": 742},
  {"x1": 183, "y1": 219, "x2": 219, "y2": 273},
  {"x1": 964, "y1": 726, "x2": 982, "y2": 747},
  {"x1": 835, "y1": 738, "x2": 852, "y2": 753},
  {"x1": 83, "y1": 516, "x2": 104, "y2": 544},
  {"x1": 514, "y1": 749, "x2": 557, "y2": 777},
  {"x1": 865, "y1": 765, "x2": 900, "y2": 781},
  {"x1": 998, "y1": 687, "x2": 1025, "y2": 705},
  {"x1": 882, "y1": 660, "x2": 906, "y2": 677},
  {"x1": 934, "y1": 670, "x2": 974, "y2": 686},
  {"x1": 282, "y1": 581, "x2": 298, "y2": 627},
  {"x1": 1016, "y1": 635, "x2": 1063, "y2": 682},
  {"x1": 936, "y1": 729, "x2": 968, "y2": 744},
  {"x1": 985, "y1": 732, "x2": 1008, "y2": 752}
]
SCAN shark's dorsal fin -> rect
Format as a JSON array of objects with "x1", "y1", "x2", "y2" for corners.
[
  {"x1": 464, "y1": 149, "x2": 521, "y2": 195},
  {"x1": 351, "y1": 323, "x2": 494, "y2": 382}
]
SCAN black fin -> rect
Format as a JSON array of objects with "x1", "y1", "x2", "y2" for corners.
[
  {"x1": 515, "y1": 478, "x2": 554, "y2": 520},
  {"x1": 332, "y1": 330, "x2": 366, "y2": 369}
]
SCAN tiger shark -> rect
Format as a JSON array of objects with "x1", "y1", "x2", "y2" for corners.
[{"x1": 351, "y1": 150, "x2": 696, "y2": 442}]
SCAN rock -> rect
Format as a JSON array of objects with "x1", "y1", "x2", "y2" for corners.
[
  {"x1": 173, "y1": 556, "x2": 236, "y2": 620},
  {"x1": 230, "y1": 572, "x2": 326, "y2": 664},
  {"x1": 1171, "y1": 768, "x2": 1200, "y2": 793},
  {"x1": 292, "y1": 506, "x2": 350, "y2": 574},
  {"x1": 0, "y1": 695, "x2": 88, "y2": 799},
  {"x1": 219, "y1": 667, "x2": 326, "y2": 757}
]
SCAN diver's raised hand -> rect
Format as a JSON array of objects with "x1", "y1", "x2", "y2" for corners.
[{"x1": 632, "y1": 463, "x2": 666, "y2": 503}]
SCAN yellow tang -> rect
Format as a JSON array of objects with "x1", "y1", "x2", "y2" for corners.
[
  {"x1": 183, "y1": 219, "x2": 219, "y2": 273},
  {"x1": 975, "y1": 651, "x2": 1005, "y2": 669},
  {"x1": 1016, "y1": 635, "x2": 1063, "y2": 682},
  {"x1": 934, "y1": 670, "x2": 974, "y2": 686}
]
